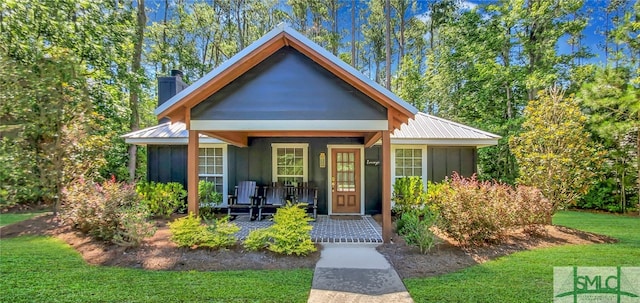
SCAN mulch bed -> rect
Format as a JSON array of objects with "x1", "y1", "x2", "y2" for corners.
[{"x1": 1, "y1": 213, "x2": 615, "y2": 277}]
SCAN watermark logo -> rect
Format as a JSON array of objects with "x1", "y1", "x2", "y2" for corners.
[{"x1": 554, "y1": 267, "x2": 640, "y2": 303}]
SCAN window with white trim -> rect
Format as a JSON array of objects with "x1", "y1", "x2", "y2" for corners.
[
  {"x1": 199, "y1": 147, "x2": 224, "y2": 193},
  {"x1": 394, "y1": 148, "x2": 423, "y2": 179},
  {"x1": 272, "y1": 143, "x2": 308, "y2": 186}
]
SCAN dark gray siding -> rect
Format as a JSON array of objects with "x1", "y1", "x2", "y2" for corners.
[
  {"x1": 427, "y1": 147, "x2": 477, "y2": 183},
  {"x1": 146, "y1": 141, "x2": 478, "y2": 215},
  {"x1": 191, "y1": 47, "x2": 387, "y2": 121},
  {"x1": 364, "y1": 146, "x2": 382, "y2": 215},
  {"x1": 228, "y1": 137, "x2": 363, "y2": 215},
  {"x1": 147, "y1": 146, "x2": 187, "y2": 189}
]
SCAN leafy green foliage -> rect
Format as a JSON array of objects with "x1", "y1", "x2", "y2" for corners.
[
  {"x1": 168, "y1": 214, "x2": 203, "y2": 247},
  {"x1": 578, "y1": 65, "x2": 639, "y2": 213},
  {"x1": 0, "y1": 1, "x2": 146, "y2": 209},
  {"x1": 429, "y1": 173, "x2": 552, "y2": 245},
  {"x1": 168, "y1": 214, "x2": 239, "y2": 249},
  {"x1": 198, "y1": 180, "x2": 222, "y2": 206},
  {"x1": 112, "y1": 204, "x2": 156, "y2": 247},
  {"x1": 392, "y1": 177, "x2": 427, "y2": 215},
  {"x1": 577, "y1": 179, "x2": 620, "y2": 212},
  {"x1": 243, "y1": 203, "x2": 316, "y2": 256},
  {"x1": 511, "y1": 87, "x2": 602, "y2": 212},
  {"x1": 136, "y1": 181, "x2": 187, "y2": 218},
  {"x1": 243, "y1": 228, "x2": 272, "y2": 251},
  {"x1": 396, "y1": 208, "x2": 439, "y2": 254},
  {"x1": 60, "y1": 177, "x2": 155, "y2": 246}
]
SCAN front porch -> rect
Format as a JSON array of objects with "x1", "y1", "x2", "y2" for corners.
[{"x1": 232, "y1": 215, "x2": 383, "y2": 244}]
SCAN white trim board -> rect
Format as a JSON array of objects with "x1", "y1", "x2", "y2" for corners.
[
  {"x1": 190, "y1": 120, "x2": 388, "y2": 131},
  {"x1": 124, "y1": 138, "x2": 223, "y2": 145}
]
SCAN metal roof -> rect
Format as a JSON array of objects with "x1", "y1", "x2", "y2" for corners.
[
  {"x1": 391, "y1": 113, "x2": 501, "y2": 146},
  {"x1": 123, "y1": 122, "x2": 223, "y2": 145},
  {"x1": 124, "y1": 113, "x2": 500, "y2": 147}
]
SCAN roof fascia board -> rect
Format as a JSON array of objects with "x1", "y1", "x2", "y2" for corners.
[{"x1": 390, "y1": 138, "x2": 500, "y2": 146}]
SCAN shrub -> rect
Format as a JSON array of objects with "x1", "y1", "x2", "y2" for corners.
[
  {"x1": 577, "y1": 179, "x2": 618, "y2": 211},
  {"x1": 168, "y1": 214, "x2": 239, "y2": 249},
  {"x1": 198, "y1": 180, "x2": 222, "y2": 206},
  {"x1": 199, "y1": 205, "x2": 218, "y2": 221},
  {"x1": 396, "y1": 208, "x2": 439, "y2": 254},
  {"x1": 168, "y1": 213, "x2": 203, "y2": 247},
  {"x1": 112, "y1": 204, "x2": 157, "y2": 247},
  {"x1": 512, "y1": 186, "x2": 553, "y2": 234},
  {"x1": 392, "y1": 177, "x2": 427, "y2": 215},
  {"x1": 202, "y1": 217, "x2": 240, "y2": 248},
  {"x1": 429, "y1": 173, "x2": 552, "y2": 245},
  {"x1": 60, "y1": 177, "x2": 154, "y2": 246},
  {"x1": 244, "y1": 228, "x2": 271, "y2": 251},
  {"x1": 198, "y1": 180, "x2": 223, "y2": 220},
  {"x1": 136, "y1": 181, "x2": 187, "y2": 218},
  {"x1": 243, "y1": 203, "x2": 316, "y2": 256}
]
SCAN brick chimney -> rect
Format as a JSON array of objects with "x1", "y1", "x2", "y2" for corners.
[{"x1": 157, "y1": 69, "x2": 188, "y2": 123}]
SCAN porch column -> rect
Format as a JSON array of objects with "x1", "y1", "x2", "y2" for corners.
[
  {"x1": 187, "y1": 130, "x2": 199, "y2": 216},
  {"x1": 381, "y1": 130, "x2": 392, "y2": 243}
]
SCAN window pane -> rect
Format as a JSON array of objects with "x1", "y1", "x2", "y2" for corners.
[{"x1": 274, "y1": 146, "x2": 306, "y2": 183}]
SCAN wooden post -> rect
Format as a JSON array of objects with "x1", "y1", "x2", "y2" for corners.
[
  {"x1": 381, "y1": 130, "x2": 392, "y2": 243},
  {"x1": 187, "y1": 129, "x2": 199, "y2": 216}
]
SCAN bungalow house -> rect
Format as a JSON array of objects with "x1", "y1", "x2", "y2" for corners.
[{"x1": 123, "y1": 24, "x2": 499, "y2": 242}]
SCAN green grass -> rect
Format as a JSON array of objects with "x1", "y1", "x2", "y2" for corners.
[
  {"x1": 0, "y1": 212, "x2": 45, "y2": 227},
  {"x1": 404, "y1": 211, "x2": 640, "y2": 303},
  {"x1": 0, "y1": 236, "x2": 313, "y2": 302}
]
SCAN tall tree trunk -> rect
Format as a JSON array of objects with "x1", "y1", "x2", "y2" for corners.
[
  {"x1": 351, "y1": 0, "x2": 356, "y2": 67},
  {"x1": 503, "y1": 26, "x2": 513, "y2": 120},
  {"x1": 161, "y1": 0, "x2": 169, "y2": 74},
  {"x1": 128, "y1": 0, "x2": 146, "y2": 181},
  {"x1": 385, "y1": 0, "x2": 391, "y2": 89},
  {"x1": 329, "y1": 0, "x2": 338, "y2": 55}
]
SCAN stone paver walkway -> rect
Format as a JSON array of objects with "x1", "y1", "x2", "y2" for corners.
[
  {"x1": 233, "y1": 215, "x2": 383, "y2": 243},
  {"x1": 308, "y1": 243, "x2": 414, "y2": 303}
]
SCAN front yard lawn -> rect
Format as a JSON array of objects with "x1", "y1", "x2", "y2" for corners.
[
  {"x1": 0, "y1": 212, "x2": 46, "y2": 227},
  {"x1": 404, "y1": 211, "x2": 640, "y2": 303},
  {"x1": 0, "y1": 236, "x2": 313, "y2": 302}
]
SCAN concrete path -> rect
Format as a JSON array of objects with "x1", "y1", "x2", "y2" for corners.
[{"x1": 308, "y1": 243, "x2": 414, "y2": 303}]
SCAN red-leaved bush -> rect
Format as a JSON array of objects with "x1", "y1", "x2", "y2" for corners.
[
  {"x1": 429, "y1": 173, "x2": 552, "y2": 245},
  {"x1": 60, "y1": 177, "x2": 155, "y2": 246}
]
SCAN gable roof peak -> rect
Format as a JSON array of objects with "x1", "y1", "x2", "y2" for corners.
[{"x1": 155, "y1": 24, "x2": 417, "y2": 123}]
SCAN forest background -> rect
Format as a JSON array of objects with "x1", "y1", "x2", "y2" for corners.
[{"x1": 0, "y1": 0, "x2": 637, "y2": 213}]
